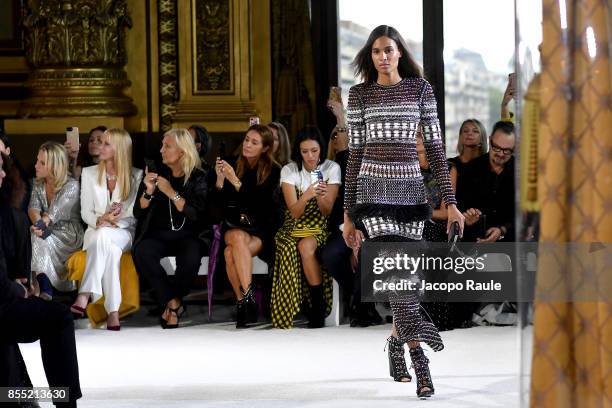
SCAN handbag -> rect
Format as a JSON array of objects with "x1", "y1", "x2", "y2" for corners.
[{"x1": 223, "y1": 203, "x2": 257, "y2": 233}]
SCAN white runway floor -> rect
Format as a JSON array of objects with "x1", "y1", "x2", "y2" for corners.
[{"x1": 19, "y1": 306, "x2": 522, "y2": 408}]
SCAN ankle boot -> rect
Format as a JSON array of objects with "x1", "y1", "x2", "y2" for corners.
[
  {"x1": 307, "y1": 284, "x2": 326, "y2": 328},
  {"x1": 409, "y1": 346, "x2": 434, "y2": 398},
  {"x1": 236, "y1": 298, "x2": 247, "y2": 328},
  {"x1": 386, "y1": 336, "x2": 412, "y2": 382},
  {"x1": 242, "y1": 284, "x2": 258, "y2": 324}
]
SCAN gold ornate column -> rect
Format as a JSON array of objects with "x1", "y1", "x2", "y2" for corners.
[
  {"x1": 162, "y1": 0, "x2": 272, "y2": 132},
  {"x1": 17, "y1": 0, "x2": 137, "y2": 118}
]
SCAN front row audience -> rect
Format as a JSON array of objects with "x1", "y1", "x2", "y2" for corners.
[
  {"x1": 29, "y1": 142, "x2": 83, "y2": 300},
  {"x1": 71, "y1": 129, "x2": 142, "y2": 331},
  {"x1": 133, "y1": 129, "x2": 208, "y2": 329},
  {"x1": 271, "y1": 127, "x2": 341, "y2": 329},
  {"x1": 214, "y1": 124, "x2": 281, "y2": 328},
  {"x1": 1, "y1": 119, "x2": 517, "y2": 335}
]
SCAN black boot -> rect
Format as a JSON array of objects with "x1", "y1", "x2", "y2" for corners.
[
  {"x1": 386, "y1": 336, "x2": 412, "y2": 382},
  {"x1": 242, "y1": 284, "x2": 258, "y2": 324},
  {"x1": 236, "y1": 298, "x2": 247, "y2": 328},
  {"x1": 409, "y1": 346, "x2": 434, "y2": 398},
  {"x1": 307, "y1": 284, "x2": 326, "y2": 328}
]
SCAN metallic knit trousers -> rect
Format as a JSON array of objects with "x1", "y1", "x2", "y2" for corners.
[{"x1": 370, "y1": 235, "x2": 444, "y2": 351}]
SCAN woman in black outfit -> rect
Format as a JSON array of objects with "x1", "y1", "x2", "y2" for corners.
[
  {"x1": 214, "y1": 124, "x2": 281, "y2": 328},
  {"x1": 133, "y1": 128, "x2": 208, "y2": 329}
]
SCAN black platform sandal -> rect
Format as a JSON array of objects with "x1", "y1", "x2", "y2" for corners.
[
  {"x1": 160, "y1": 303, "x2": 186, "y2": 329},
  {"x1": 409, "y1": 346, "x2": 434, "y2": 398},
  {"x1": 385, "y1": 336, "x2": 412, "y2": 382}
]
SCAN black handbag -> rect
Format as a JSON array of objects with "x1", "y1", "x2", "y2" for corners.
[{"x1": 223, "y1": 203, "x2": 257, "y2": 233}]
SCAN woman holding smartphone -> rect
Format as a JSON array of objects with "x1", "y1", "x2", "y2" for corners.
[
  {"x1": 270, "y1": 126, "x2": 341, "y2": 329},
  {"x1": 133, "y1": 128, "x2": 208, "y2": 329},
  {"x1": 73, "y1": 129, "x2": 142, "y2": 331},
  {"x1": 214, "y1": 124, "x2": 281, "y2": 328},
  {"x1": 28, "y1": 142, "x2": 84, "y2": 300},
  {"x1": 343, "y1": 25, "x2": 464, "y2": 398}
]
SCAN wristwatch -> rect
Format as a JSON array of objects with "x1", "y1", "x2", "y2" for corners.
[{"x1": 172, "y1": 191, "x2": 182, "y2": 202}]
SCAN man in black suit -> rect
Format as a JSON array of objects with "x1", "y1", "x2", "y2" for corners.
[
  {"x1": 456, "y1": 121, "x2": 516, "y2": 243},
  {"x1": 0, "y1": 153, "x2": 81, "y2": 408}
]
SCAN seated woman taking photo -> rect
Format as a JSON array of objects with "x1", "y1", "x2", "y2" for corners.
[
  {"x1": 214, "y1": 124, "x2": 281, "y2": 328},
  {"x1": 133, "y1": 128, "x2": 208, "y2": 329},
  {"x1": 271, "y1": 126, "x2": 341, "y2": 329}
]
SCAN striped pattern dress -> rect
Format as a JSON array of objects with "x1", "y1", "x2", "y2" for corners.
[{"x1": 345, "y1": 77, "x2": 456, "y2": 351}]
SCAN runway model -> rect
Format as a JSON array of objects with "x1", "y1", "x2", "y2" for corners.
[{"x1": 342, "y1": 25, "x2": 465, "y2": 398}]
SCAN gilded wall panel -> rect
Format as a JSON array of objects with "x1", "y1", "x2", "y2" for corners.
[{"x1": 193, "y1": 0, "x2": 232, "y2": 93}]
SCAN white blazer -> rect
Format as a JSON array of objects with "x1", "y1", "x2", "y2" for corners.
[{"x1": 80, "y1": 165, "x2": 143, "y2": 249}]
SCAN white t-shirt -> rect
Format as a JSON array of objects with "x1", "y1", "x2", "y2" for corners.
[{"x1": 280, "y1": 160, "x2": 341, "y2": 192}]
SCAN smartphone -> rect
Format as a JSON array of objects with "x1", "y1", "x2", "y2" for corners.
[
  {"x1": 217, "y1": 141, "x2": 226, "y2": 161},
  {"x1": 508, "y1": 73, "x2": 516, "y2": 95},
  {"x1": 249, "y1": 116, "x2": 260, "y2": 126},
  {"x1": 66, "y1": 127, "x2": 80, "y2": 150},
  {"x1": 328, "y1": 86, "x2": 342, "y2": 104},
  {"x1": 144, "y1": 158, "x2": 158, "y2": 174},
  {"x1": 310, "y1": 169, "x2": 323, "y2": 186},
  {"x1": 110, "y1": 202, "x2": 123, "y2": 215},
  {"x1": 448, "y1": 222, "x2": 460, "y2": 244}
]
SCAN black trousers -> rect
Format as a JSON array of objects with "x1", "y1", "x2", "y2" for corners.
[
  {"x1": 0, "y1": 297, "x2": 81, "y2": 404},
  {"x1": 133, "y1": 229, "x2": 202, "y2": 307},
  {"x1": 0, "y1": 343, "x2": 31, "y2": 388},
  {"x1": 321, "y1": 233, "x2": 353, "y2": 292}
]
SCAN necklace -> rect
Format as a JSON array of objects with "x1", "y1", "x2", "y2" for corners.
[
  {"x1": 106, "y1": 174, "x2": 117, "y2": 181},
  {"x1": 168, "y1": 197, "x2": 185, "y2": 231}
]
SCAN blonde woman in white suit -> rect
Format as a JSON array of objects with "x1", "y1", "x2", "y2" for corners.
[{"x1": 71, "y1": 128, "x2": 142, "y2": 331}]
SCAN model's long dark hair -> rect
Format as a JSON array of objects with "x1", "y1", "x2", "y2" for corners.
[{"x1": 352, "y1": 25, "x2": 423, "y2": 84}]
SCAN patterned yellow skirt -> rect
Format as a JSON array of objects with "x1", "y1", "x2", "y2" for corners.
[{"x1": 271, "y1": 197, "x2": 333, "y2": 329}]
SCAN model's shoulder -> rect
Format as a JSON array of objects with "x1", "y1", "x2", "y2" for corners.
[{"x1": 349, "y1": 83, "x2": 368, "y2": 95}]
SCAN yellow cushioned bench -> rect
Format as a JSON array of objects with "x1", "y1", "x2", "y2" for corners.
[{"x1": 66, "y1": 250, "x2": 140, "y2": 327}]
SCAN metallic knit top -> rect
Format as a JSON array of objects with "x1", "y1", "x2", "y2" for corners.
[{"x1": 344, "y1": 78, "x2": 456, "y2": 238}]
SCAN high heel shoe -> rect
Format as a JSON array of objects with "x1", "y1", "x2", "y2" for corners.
[
  {"x1": 386, "y1": 336, "x2": 412, "y2": 383},
  {"x1": 70, "y1": 304, "x2": 86, "y2": 318},
  {"x1": 307, "y1": 284, "x2": 326, "y2": 328},
  {"x1": 242, "y1": 284, "x2": 258, "y2": 324},
  {"x1": 409, "y1": 346, "x2": 434, "y2": 398},
  {"x1": 160, "y1": 303, "x2": 186, "y2": 329},
  {"x1": 236, "y1": 298, "x2": 247, "y2": 329}
]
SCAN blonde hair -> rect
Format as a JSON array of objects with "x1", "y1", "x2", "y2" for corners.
[
  {"x1": 164, "y1": 128, "x2": 201, "y2": 185},
  {"x1": 268, "y1": 122, "x2": 291, "y2": 166},
  {"x1": 37, "y1": 141, "x2": 69, "y2": 191},
  {"x1": 97, "y1": 128, "x2": 133, "y2": 201},
  {"x1": 457, "y1": 119, "x2": 488, "y2": 155}
]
